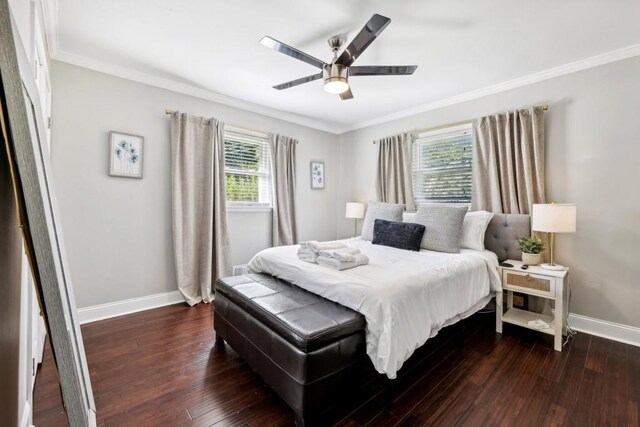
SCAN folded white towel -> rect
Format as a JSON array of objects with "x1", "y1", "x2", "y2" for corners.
[
  {"x1": 318, "y1": 247, "x2": 360, "y2": 262},
  {"x1": 307, "y1": 240, "x2": 347, "y2": 253},
  {"x1": 299, "y1": 241, "x2": 309, "y2": 249},
  {"x1": 297, "y1": 247, "x2": 317, "y2": 263},
  {"x1": 316, "y1": 253, "x2": 369, "y2": 271}
]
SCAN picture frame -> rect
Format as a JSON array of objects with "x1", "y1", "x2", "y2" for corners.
[
  {"x1": 310, "y1": 160, "x2": 325, "y2": 189},
  {"x1": 109, "y1": 131, "x2": 144, "y2": 178}
]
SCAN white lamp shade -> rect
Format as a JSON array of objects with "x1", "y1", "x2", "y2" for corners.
[
  {"x1": 532, "y1": 204, "x2": 576, "y2": 233},
  {"x1": 345, "y1": 202, "x2": 365, "y2": 219}
]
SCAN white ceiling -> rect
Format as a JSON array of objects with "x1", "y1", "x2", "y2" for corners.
[{"x1": 55, "y1": 0, "x2": 640, "y2": 132}]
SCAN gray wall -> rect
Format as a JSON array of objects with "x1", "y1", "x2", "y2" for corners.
[
  {"x1": 50, "y1": 61, "x2": 339, "y2": 308},
  {"x1": 52, "y1": 57, "x2": 640, "y2": 329},
  {"x1": 337, "y1": 56, "x2": 640, "y2": 328}
]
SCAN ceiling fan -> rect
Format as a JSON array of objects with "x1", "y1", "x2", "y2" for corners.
[{"x1": 259, "y1": 13, "x2": 417, "y2": 100}]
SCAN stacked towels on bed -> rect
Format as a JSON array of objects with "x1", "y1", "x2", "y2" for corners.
[{"x1": 297, "y1": 241, "x2": 369, "y2": 270}]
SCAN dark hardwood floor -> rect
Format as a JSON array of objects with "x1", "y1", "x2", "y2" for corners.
[{"x1": 34, "y1": 303, "x2": 639, "y2": 426}]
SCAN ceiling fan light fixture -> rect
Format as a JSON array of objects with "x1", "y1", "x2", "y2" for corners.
[
  {"x1": 323, "y1": 63, "x2": 349, "y2": 94},
  {"x1": 324, "y1": 78, "x2": 349, "y2": 94},
  {"x1": 261, "y1": 14, "x2": 417, "y2": 100}
]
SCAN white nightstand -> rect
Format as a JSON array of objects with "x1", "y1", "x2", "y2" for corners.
[{"x1": 497, "y1": 259, "x2": 569, "y2": 351}]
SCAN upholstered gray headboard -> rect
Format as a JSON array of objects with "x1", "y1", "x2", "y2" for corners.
[{"x1": 484, "y1": 213, "x2": 531, "y2": 262}]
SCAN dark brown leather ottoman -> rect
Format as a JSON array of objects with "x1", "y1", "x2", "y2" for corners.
[{"x1": 214, "y1": 274, "x2": 367, "y2": 426}]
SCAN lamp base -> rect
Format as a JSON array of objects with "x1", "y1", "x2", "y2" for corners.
[{"x1": 540, "y1": 263, "x2": 566, "y2": 271}]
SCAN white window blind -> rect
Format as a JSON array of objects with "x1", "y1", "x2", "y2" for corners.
[
  {"x1": 224, "y1": 129, "x2": 272, "y2": 207},
  {"x1": 412, "y1": 123, "x2": 473, "y2": 205}
]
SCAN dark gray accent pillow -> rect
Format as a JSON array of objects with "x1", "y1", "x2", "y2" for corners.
[
  {"x1": 372, "y1": 219, "x2": 426, "y2": 252},
  {"x1": 414, "y1": 205, "x2": 469, "y2": 253},
  {"x1": 361, "y1": 201, "x2": 404, "y2": 241}
]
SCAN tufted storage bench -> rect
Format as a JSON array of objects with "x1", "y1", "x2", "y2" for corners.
[{"x1": 214, "y1": 274, "x2": 367, "y2": 426}]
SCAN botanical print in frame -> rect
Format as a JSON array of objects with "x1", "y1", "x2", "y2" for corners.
[
  {"x1": 109, "y1": 131, "x2": 144, "y2": 178},
  {"x1": 310, "y1": 161, "x2": 325, "y2": 189}
]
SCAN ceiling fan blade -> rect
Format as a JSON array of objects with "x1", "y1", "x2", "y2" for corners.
[
  {"x1": 340, "y1": 87, "x2": 354, "y2": 100},
  {"x1": 349, "y1": 65, "x2": 417, "y2": 76},
  {"x1": 273, "y1": 73, "x2": 323, "y2": 90},
  {"x1": 259, "y1": 36, "x2": 326, "y2": 69},
  {"x1": 335, "y1": 14, "x2": 391, "y2": 67}
]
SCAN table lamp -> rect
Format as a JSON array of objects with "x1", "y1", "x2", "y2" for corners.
[
  {"x1": 345, "y1": 202, "x2": 365, "y2": 236},
  {"x1": 532, "y1": 203, "x2": 576, "y2": 271}
]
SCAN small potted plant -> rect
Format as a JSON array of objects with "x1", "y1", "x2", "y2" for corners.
[{"x1": 517, "y1": 236, "x2": 545, "y2": 266}]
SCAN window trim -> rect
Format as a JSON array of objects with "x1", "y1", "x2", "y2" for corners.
[
  {"x1": 226, "y1": 204, "x2": 272, "y2": 213},
  {"x1": 412, "y1": 122, "x2": 473, "y2": 206},
  {"x1": 223, "y1": 128, "x2": 272, "y2": 211}
]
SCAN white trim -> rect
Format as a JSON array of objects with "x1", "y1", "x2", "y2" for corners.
[
  {"x1": 343, "y1": 43, "x2": 640, "y2": 133},
  {"x1": 39, "y1": 0, "x2": 59, "y2": 58},
  {"x1": 52, "y1": 50, "x2": 344, "y2": 134},
  {"x1": 75, "y1": 290, "x2": 640, "y2": 348},
  {"x1": 227, "y1": 205, "x2": 273, "y2": 213},
  {"x1": 569, "y1": 313, "x2": 640, "y2": 348},
  {"x1": 413, "y1": 122, "x2": 472, "y2": 139},
  {"x1": 36, "y1": 0, "x2": 640, "y2": 135},
  {"x1": 77, "y1": 290, "x2": 184, "y2": 324},
  {"x1": 48, "y1": 42, "x2": 640, "y2": 135},
  {"x1": 19, "y1": 400, "x2": 31, "y2": 427}
]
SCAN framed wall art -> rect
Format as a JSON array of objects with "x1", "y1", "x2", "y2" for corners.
[
  {"x1": 310, "y1": 160, "x2": 325, "y2": 189},
  {"x1": 109, "y1": 131, "x2": 144, "y2": 178}
]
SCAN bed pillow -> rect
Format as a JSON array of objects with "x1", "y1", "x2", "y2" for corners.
[
  {"x1": 361, "y1": 202, "x2": 404, "y2": 241},
  {"x1": 402, "y1": 212, "x2": 417, "y2": 223},
  {"x1": 414, "y1": 205, "x2": 468, "y2": 253},
  {"x1": 372, "y1": 219, "x2": 426, "y2": 252},
  {"x1": 461, "y1": 211, "x2": 495, "y2": 251}
]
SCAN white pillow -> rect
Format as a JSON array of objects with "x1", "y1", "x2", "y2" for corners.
[
  {"x1": 402, "y1": 212, "x2": 417, "y2": 223},
  {"x1": 460, "y1": 211, "x2": 494, "y2": 251}
]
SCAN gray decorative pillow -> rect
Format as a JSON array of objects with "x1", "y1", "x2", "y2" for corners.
[
  {"x1": 361, "y1": 202, "x2": 404, "y2": 241},
  {"x1": 414, "y1": 205, "x2": 469, "y2": 253}
]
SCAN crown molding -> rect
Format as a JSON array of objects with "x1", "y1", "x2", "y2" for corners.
[
  {"x1": 39, "y1": 0, "x2": 59, "y2": 58},
  {"x1": 342, "y1": 43, "x2": 640, "y2": 133},
  {"x1": 52, "y1": 41, "x2": 640, "y2": 135},
  {"x1": 52, "y1": 50, "x2": 346, "y2": 134}
]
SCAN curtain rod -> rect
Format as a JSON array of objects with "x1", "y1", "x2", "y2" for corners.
[
  {"x1": 164, "y1": 109, "x2": 271, "y2": 138},
  {"x1": 372, "y1": 104, "x2": 549, "y2": 144}
]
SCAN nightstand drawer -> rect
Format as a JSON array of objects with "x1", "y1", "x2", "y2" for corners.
[{"x1": 503, "y1": 271, "x2": 554, "y2": 297}]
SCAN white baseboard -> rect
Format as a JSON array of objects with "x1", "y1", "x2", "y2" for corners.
[
  {"x1": 77, "y1": 290, "x2": 184, "y2": 324},
  {"x1": 76, "y1": 291, "x2": 640, "y2": 348},
  {"x1": 569, "y1": 313, "x2": 640, "y2": 347}
]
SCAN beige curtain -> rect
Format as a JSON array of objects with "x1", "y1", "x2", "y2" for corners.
[
  {"x1": 375, "y1": 133, "x2": 415, "y2": 211},
  {"x1": 170, "y1": 112, "x2": 232, "y2": 306},
  {"x1": 269, "y1": 133, "x2": 298, "y2": 246},
  {"x1": 471, "y1": 106, "x2": 546, "y2": 214}
]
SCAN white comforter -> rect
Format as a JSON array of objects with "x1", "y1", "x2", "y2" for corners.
[{"x1": 248, "y1": 238, "x2": 501, "y2": 379}]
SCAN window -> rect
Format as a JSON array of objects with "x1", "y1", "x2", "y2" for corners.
[
  {"x1": 412, "y1": 123, "x2": 473, "y2": 205},
  {"x1": 224, "y1": 128, "x2": 271, "y2": 208}
]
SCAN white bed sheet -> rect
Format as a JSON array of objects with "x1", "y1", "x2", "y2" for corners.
[{"x1": 247, "y1": 238, "x2": 501, "y2": 379}]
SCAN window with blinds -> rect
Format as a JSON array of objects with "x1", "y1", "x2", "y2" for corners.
[
  {"x1": 412, "y1": 123, "x2": 473, "y2": 205},
  {"x1": 224, "y1": 129, "x2": 271, "y2": 207}
]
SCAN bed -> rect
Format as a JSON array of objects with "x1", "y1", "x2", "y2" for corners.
[
  {"x1": 214, "y1": 213, "x2": 530, "y2": 425},
  {"x1": 249, "y1": 237, "x2": 501, "y2": 378}
]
